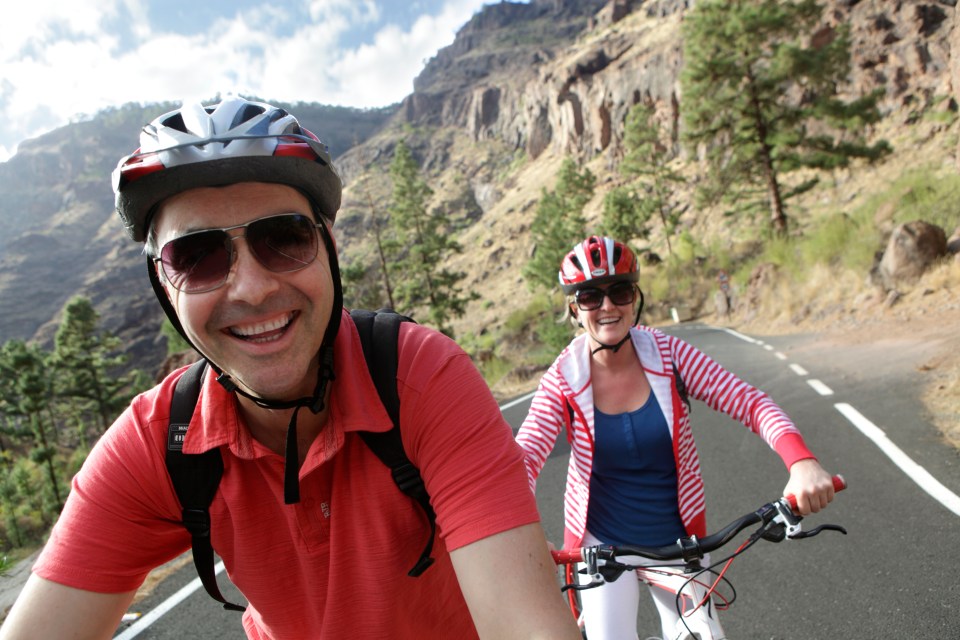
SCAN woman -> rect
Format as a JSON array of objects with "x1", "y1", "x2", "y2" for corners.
[{"x1": 515, "y1": 236, "x2": 836, "y2": 640}]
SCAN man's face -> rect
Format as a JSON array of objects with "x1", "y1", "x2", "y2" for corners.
[{"x1": 152, "y1": 182, "x2": 334, "y2": 400}]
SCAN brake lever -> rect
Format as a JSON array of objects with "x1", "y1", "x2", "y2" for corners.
[
  {"x1": 788, "y1": 523, "x2": 848, "y2": 539},
  {"x1": 774, "y1": 499, "x2": 805, "y2": 538}
]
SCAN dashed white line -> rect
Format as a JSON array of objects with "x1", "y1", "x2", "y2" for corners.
[
  {"x1": 807, "y1": 379, "x2": 834, "y2": 396},
  {"x1": 834, "y1": 403, "x2": 960, "y2": 517},
  {"x1": 774, "y1": 352, "x2": 787, "y2": 360},
  {"x1": 722, "y1": 328, "x2": 761, "y2": 345},
  {"x1": 789, "y1": 363, "x2": 809, "y2": 376}
]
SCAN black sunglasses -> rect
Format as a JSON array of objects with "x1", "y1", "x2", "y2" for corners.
[
  {"x1": 155, "y1": 213, "x2": 323, "y2": 293},
  {"x1": 574, "y1": 281, "x2": 638, "y2": 311}
]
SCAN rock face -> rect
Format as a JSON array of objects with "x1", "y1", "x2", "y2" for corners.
[{"x1": 393, "y1": 0, "x2": 959, "y2": 166}]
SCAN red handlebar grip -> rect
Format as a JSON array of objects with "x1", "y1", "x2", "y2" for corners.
[
  {"x1": 551, "y1": 549, "x2": 584, "y2": 565},
  {"x1": 786, "y1": 474, "x2": 846, "y2": 511}
]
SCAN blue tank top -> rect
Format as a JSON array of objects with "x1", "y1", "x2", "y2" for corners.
[{"x1": 586, "y1": 393, "x2": 686, "y2": 546}]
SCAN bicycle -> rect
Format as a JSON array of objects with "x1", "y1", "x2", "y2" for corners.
[{"x1": 551, "y1": 475, "x2": 847, "y2": 640}]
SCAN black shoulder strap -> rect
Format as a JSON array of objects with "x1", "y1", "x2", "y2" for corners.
[
  {"x1": 673, "y1": 362, "x2": 691, "y2": 412},
  {"x1": 351, "y1": 308, "x2": 437, "y2": 577},
  {"x1": 166, "y1": 360, "x2": 246, "y2": 612}
]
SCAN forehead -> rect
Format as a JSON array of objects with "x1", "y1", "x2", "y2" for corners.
[{"x1": 151, "y1": 182, "x2": 312, "y2": 240}]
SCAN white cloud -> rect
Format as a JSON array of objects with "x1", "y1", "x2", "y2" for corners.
[{"x1": 0, "y1": 0, "x2": 492, "y2": 161}]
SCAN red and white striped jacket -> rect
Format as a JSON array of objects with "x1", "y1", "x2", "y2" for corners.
[{"x1": 515, "y1": 325, "x2": 815, "y2": 548}]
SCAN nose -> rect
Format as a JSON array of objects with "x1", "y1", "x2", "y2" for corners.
[{"x1": 222, "y1": 235, "x2": 281, "y2": 304}]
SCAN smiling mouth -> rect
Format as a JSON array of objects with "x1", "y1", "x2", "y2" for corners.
[{"x1": 228, "y1": 312, "x2": 296, "y2": 343}]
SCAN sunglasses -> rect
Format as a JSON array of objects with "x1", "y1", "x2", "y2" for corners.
[
  {"x1": 574, "y1": 281, "x2": 638, "y2": 311},
  {"x1": 154, "y1": 213, "x2": 323, "y2": 293}
]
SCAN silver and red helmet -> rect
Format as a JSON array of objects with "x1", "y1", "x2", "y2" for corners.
[
  {"x1": 112, "y1": 97, "x2": 342, "y2": 242},
  {"x1": 559, "y1": 235, "x2": 639, "y2": 294}
]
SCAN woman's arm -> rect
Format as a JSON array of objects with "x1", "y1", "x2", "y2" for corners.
[{"x1": 515, "y1": 377, "x2": 566, "y2": 491}]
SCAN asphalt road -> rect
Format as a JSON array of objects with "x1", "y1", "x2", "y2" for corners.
[{"x1": 113, "y1": 323, "x2": 960, "y2": 639}]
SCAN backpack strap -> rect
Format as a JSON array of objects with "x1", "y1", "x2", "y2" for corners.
[
  {"x1": 351, "y1": 308, "x2": 437, "y2": 577},
  {"x1": 166, "y1": 360, "x2": 246, "y2": 612},
  {"x1": 673, "y1": 362, "x2": 691, "y2": 412}
]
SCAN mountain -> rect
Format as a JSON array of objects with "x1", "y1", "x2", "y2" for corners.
[{"x1": 0, "y1": 0, "x2": 956, "y2": 378}]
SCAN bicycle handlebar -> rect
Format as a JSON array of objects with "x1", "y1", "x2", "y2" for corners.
[{"x1": 552, "y1": 475, "x2": 847, "y2": 566}]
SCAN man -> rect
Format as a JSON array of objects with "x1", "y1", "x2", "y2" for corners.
[{"x1": 1, "y1": 98, "x2": 579, "y2": 639}]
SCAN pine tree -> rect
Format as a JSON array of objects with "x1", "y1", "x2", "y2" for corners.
[
  {"x1": 608, "y1": 102, "x2": 685, "y2": 254},
  {"x1": 161, "y1": 317, "x2": 191, "y2": 356},
  {"x1": 681, "y1": 0, "x2": 890, "y2": 236},
  {"x1": 0, "y1": 340, "x2": 64, "y2": 515},
  {"x1": 52, "y1": 297, "x2": 142, "y2": 438},
  {"x1": 601, "y1": 185, "x2": 651, "y2": 244},
  {"x1": 387, "y1": 141, "x2": 477, "y2": 336},
  {"x1": 523, "y1": 158, "x2": 594, "y2": 291}
]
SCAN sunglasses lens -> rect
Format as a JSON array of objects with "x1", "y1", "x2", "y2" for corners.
[
  {"x1": 575, "y1": 283, "x2": 636, "y2": 310},
  {"x1": 608, "y1": 282, "x2": 636, "y2": 306},
  {"x1": 575, "y1": 289, "x2": 604, "y2": 310},
  {"x1": 248, "y1": 215, "x2": 319, "y2": 272},
  {"x1": 158, "y1": 214, "x2": 319, "y2": 293},
  {"x1": 160, "y1": 231, "x2": 231, "y2": 293}
]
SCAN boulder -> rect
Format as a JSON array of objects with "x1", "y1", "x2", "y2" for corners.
[{"x1": 874, "y1": 220, "x2": 948, "y2": 289}]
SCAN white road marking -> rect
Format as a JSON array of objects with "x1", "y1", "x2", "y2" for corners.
[
  {"x1": 834, "y1": 403, "x2": 960, "y2": 517},
  {"x1": 719, "y1": 325, "x2": 959, "y2": 518},
  {"x1": 115, "y1": 562, "x2": 227, "y2": 639},
  {"x1": 499, "y1": 391, "x2": 536, "y2": 411},
  {"x1": 807, "y1": 379, "x2": 834, "y2": 396}
]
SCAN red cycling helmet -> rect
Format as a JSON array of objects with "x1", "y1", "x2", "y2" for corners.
[
  {"x1": 559, "y1": 235, "x2": 639, "y2": 294},
  {"x1": 112, "y1": 97, "x2": 342, "y2": 242}
]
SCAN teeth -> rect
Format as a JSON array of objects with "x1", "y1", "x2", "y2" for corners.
[{"x1": 230, "y1": 313, "x2": 293, "y2": 337}]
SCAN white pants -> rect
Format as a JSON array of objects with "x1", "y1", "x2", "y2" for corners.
[{"x1": 576, "y1": 531, "x2": 726, "y2": 640}]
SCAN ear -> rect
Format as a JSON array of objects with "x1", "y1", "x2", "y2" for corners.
[
  {"x1": 149, "y1": 258, "x2": 177, "y2": 306},
  {"x1": 568, "y1": 302, "x2": 582, "y2": 328}
]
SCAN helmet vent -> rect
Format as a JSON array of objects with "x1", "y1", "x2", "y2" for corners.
[
  {"x1": 161, "y1": 112, "x2": 188, "y2": 133},
  {"x1": 232, "y1": 103, "x2": 266, "y2": 129}
]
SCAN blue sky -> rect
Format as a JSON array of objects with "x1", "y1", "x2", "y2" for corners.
[{"x1": 0, "y1": 0, "x2": 500, "y2": 161}]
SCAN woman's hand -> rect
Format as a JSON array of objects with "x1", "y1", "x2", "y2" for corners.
[{"x1": 784, "y1": 458, "x2": 836, "y2": 515}]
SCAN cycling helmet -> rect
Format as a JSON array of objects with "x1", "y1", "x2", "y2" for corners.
[
  {"x1": 559, "y1": 235, "x2": 639, "y2": 294},
  {"x1": 113, "y1": 97, "x2": 342, "y2": 242}
]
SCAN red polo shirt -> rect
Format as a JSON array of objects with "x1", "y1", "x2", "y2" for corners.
[{"x1": 35, "y1": 312, "x2": 540, "y2": 638}]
